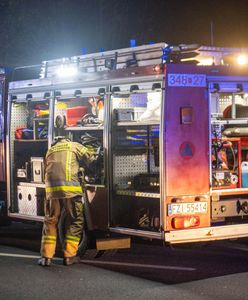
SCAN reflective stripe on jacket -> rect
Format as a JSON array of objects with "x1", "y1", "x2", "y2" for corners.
[{"x1": 45, "y1": 139, "x2": 94, "y2": 199}]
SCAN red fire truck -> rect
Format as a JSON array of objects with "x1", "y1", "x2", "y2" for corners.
[{"x1": 3, "y1": 42, "x2": 248, "y2": 253}]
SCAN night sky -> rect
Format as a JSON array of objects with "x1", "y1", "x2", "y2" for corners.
[{"x1": 1, "y1": 0, "x2": 248, "y2": 67}]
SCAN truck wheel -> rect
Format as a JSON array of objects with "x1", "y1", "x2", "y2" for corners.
[{"x1": 58, "y1": 208, "x2": 88, "y2": 257}]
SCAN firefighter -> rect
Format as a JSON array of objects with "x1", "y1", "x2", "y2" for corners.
[{"x1": 38, "y1": 136, "x2": 95, "y2": 266}]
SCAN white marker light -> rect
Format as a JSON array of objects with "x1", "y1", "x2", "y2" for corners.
[
  {"x1": 56, "y1": 65, "x2": 78, "y2": 77},
  {"x1": 198, "y1": 57, "x2": 214, "y2": 66},
  {"x1": 237, "y1": 54, "x2": 248, "y2": 66}
]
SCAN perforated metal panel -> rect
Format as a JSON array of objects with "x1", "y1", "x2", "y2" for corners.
[
  {"x1": 113, "y1": 153, "x2": 159, "y2": 189},
  {"x1": 10, "y1": 104, "x2": 28, "y2": 161},
  {"x1": 219, "y1": 94, "x2": 248, "y2": 113},
  {"x1": 17, "y1": 184, "x2": 44, "y2": 216},
  {"x1": 113, "y1": 154, "x2": 148, "y2": 188},
  {"x1": 112, "y1": 97, "x2": 131, "y2": 109},
  {"x1": 112, "y1": 94, "x2": 148, "y2": 109},
  {"x1": 17, "y1": 185, "x2": 37, "y2": 215}
]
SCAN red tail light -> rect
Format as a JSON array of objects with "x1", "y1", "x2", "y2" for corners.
[{"x1": 172, "y1": 215, "x2": 200, "y2": 229}]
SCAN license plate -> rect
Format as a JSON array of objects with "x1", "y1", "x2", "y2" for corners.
[
  {"x1": 168, "y1": 202, "x2": 208, "y2": 216},
  {"x1": 168, "y1": 73, "x2": 206, "y2": 87}
]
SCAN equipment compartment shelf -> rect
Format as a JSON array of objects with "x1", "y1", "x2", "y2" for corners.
[
  {"x1": 14, "y1": 139, "x2": 48, "y2": 142},
  {"x1": 116, "y1": 121, "x2": 160, "y2": 126},
  {"x1": 64, "y1": 126, "x2": 104, "y2": 131},
  {"x1": 116, "y1": 190, "x2": 160, "y2": 198},
  {"x1": 85, "y1": 184, "x2": 105, "y2": 188},
  {"x1": 211, "y1": 119, "x2": 248, "y2": 125},
  {"x1": 18, "y1": 182, "x2": 45, "y2": 188}
]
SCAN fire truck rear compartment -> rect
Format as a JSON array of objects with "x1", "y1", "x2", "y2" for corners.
[
  {"x1": 209, "y1": 86, "x2": 248, "y2": 225},
  {"x1": 8, "y1": 85, "x2": 248, "y2": 233},
  {"x1": 7, "y1": 78, "x2": 162, "y2": 235}
]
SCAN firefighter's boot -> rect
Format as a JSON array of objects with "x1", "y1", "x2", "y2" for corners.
[
  {"x1": 38, "y1": 257, "x2": 52, "y2": 267},
  {"x1": 63, "y1": 256, "x2": 80, "y2": 266}
]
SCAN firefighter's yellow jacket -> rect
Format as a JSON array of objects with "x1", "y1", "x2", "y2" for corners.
[{"x1": 45, "y1": 138, "x2": 94, "y2": 199}]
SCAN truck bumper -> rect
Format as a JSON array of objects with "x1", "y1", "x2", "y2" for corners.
[{"x1": 165, "y1": 224, "x2": 248, "y2": 244}]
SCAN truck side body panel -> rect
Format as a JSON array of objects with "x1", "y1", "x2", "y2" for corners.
[
  {"x1": 164, "y1": 64, "x2": 209, "y2": 195},
  {"x1": 164, "y1": 65, "x2": 210, "y2": 230}
]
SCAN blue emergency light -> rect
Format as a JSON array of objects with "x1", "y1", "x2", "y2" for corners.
[
  {"x1": 130, "y1": 39, "x2": 136, "y2": 48},
  {"x1": 82, "y1": 48, "x2": 87, "y2": 55}
]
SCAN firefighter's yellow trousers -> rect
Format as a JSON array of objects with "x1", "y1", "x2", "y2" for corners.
[{"x1": 40, "y1": 196, "x2": 84, "y2": 259}]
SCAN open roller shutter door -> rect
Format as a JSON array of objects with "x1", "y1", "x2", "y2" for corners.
[{"x1": 209, "y1": 82, "x2": 248, "y2": 93}]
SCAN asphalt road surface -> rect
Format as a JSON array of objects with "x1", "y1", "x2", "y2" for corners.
[{"x1": 1, "y1": 222, "x2": 248, "y2": 300}]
